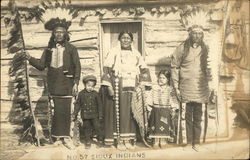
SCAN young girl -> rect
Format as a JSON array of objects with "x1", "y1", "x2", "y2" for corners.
[{"x1": 148, "y1": 70, "x2": 178, "y2": 148}]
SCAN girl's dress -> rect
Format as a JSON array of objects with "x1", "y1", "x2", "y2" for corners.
[{"x1": 148, "y1": 85, "x2": 178, "y2": 141}]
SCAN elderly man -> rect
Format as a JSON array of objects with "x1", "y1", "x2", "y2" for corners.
[
  {"x1": 23, "y1": 18, "x2": 81, "y2": 149},
  {"x1": 171, "y1": 25, "x2": 212, "y2": 151}
]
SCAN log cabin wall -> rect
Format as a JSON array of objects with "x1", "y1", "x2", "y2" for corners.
[{"x1": 1, "y1": 0, "x2": 249, "y2": 146}]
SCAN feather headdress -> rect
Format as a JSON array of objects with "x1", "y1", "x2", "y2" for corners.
[
  {"x1": 180, "y1": 9, "x2": 210, "y2": 32},
  {"x1": 36, "y1": 0, "x2": 79, "y2": 30}
]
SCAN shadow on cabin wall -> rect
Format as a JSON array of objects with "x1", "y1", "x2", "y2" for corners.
[
  {"x1": 231, "y1": 102, "x2": 250, "y2": 130},
  {"x1": 154, "y1": 57, "x2": 171, "y2": 79}
]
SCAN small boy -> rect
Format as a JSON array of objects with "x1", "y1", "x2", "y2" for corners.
[{"x1": 73, "y1": 75, "x2": 103, "y2": 149}]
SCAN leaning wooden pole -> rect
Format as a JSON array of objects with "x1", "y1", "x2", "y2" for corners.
[
  {"x1": 24, "y1": 52, "x2": 40, "y2": 146},
  {"x1": 5, "y1": 0, "x2": 40, "y2": 146}
]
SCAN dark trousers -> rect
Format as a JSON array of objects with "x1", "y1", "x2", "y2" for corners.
[
  {"x1": 185, "y1": 102, "x2": 202, "y2": 145},
  {"x1": 83, "y1": 118, "x2": 101, "y2": 143}
]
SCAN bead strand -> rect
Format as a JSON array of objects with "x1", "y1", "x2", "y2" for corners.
[{"x1": 115, "y1": 77, "x2": 120, "y2": 138}]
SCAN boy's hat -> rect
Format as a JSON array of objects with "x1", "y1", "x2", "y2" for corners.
[{"x1": 82, "y1": 75, "x2": 97, "y2": 84}]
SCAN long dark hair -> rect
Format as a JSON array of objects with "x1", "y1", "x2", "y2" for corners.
[{"x1": 158, "y1": 70, "x2": 171, "y2": 86}]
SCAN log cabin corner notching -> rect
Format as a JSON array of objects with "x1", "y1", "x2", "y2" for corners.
[{"x1": 0, "y1": 0, "x2": 249, "y2": 147}]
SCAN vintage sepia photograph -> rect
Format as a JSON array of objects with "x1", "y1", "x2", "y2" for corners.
[{"x1": 0, "y1": 0, "x2": 249, "y2": 160}]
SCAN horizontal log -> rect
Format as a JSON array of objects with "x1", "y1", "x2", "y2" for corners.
[
  {"x1": 146, "y1": 46, "x2": 176, "y2": 55},
  {"x1": 0, "y1": 49, "x2": 13, "y2": 60},
  {"x1": 146, "y1": 56, "x2": 171, "y2": 66},
  {"x1": 145, "y1": 30, "x2": 188, "y2": 43},
  {"x1": 1, "y1": 99, "x2": 49, "y2": 117},
  {"x1": 20, "y1": 49, "x2": 99, "y2": 60},
  {"x1": 70, "y1": 39, "x2": 98, "y2": 49},
  {"x1": 25, "y1": 46, "x2": 98, "y2": 50},
  {"x1": 145, "y1": 46, "x2": 175, "y2": 65},
  {"x1": 19, "y1": 21, "x2": 98, "y2": 33},
  {"x1": 0, "y1": 79, "x2": 14, "y2": 87},
  {"x1": 1, "y1": 68, "x2": 12, "y2": 82},
  {"x1": 79, "y1": 50, "x2": 99, "y2": 58},
  {"x1": 1, "y1": 108, "x2": 29, "y2": 124},
  {"x1": 0, "y1": 86, "x2": 14, "y2": 101},
  {"x1": 1, "y1": 100, "x2": 13, "y2": 113},
  {"x1": 145, "y1": 12, "x2": 181, "y2": 21},
  {"x1": 80, "y1": 55, "x2": 100, "y2": 67},
  {"x1": 1, "y1": 58, "x2": 101, "y2": 76},
  {"x1": 22, "y1": 31, "x2": 98, "y2": 49},
  {"x1": 145, "y1": 19, "x2": 185, "y2": 31},
  {"x1": 1, "y1": 27, "x2": 8, "y2": 37},
  {"x1": 146, "y1": 41, "x2": 182, "y2": 48},
  {"x1": 1, "y1": 112, "x2": 10, "y2": 122},
  {"x1": 0, "y1": 51, "x2": 99, "y2": 63},
  {"x1": 0, "y1": 122, "x2": 22, "y2": 131}
]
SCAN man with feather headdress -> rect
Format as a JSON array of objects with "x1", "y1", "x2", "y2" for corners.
[
  {"x1": 171, "y1": 10, "x2": 213, "y2": 151},
  {"x1": 22, "y1": 4, "x2": 81, "y2": 149}
]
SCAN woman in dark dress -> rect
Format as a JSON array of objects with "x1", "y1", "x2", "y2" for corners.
[
  {"x1": 23, "y1": 18, "x2": 81, "y2": 149},
  {"x1": 101, "y1": 31, "x2": 151, "y2": 150}
]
